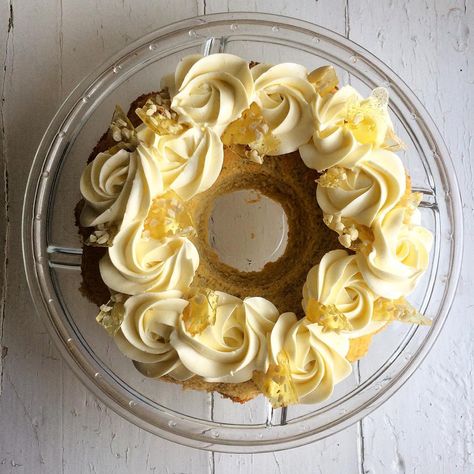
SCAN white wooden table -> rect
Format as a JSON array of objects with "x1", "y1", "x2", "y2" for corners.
[{"x1": 1, "y1": 1, "x2": 472, "y2": 472}]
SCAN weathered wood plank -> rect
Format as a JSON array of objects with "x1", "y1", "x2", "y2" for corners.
[
  {"x1": 0, "y1": 0, "x2": 12, "y2": 400},
  {"x1": 204, "y1": 1, "x2": 361, "y2": 472},
  {"x1": 0, "y1": 1, "x2": 64, "y2": 471},
  {"x1": 0, "y1": 1, "x2": 209, "y2": 473},
  {"x1": 349, "y1": 1, "x2": 473, "y2": 472}
]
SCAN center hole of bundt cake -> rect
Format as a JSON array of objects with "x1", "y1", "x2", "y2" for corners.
[{"x1": 208, "y1": 189, "x2": 288, "y2": 272}]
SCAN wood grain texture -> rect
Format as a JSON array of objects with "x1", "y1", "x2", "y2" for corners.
[
  {"x1": 0, "y1": 1, "x2": 209, "y2": 473},
  {"x1": 204, "y1": 2, "x2": 360, "y2": 474},
  {"x1": 0, "y1": 0, "x2": 11, "y2": 400},
  {"x1": 0, "y1": 0, "x2": 472, "y2": 473},
  {"x1": 349, "y1": 1, "x2": 473, "y2": 472},
  {"x1": 0, "y1": 1, "x2": 64, "y2": 471}
]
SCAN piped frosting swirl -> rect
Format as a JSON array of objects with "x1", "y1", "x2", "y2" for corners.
[
  {"x1": 302, "y1": 249, "x2": 385, "y2": 337},
  {"x1": 154, "y1": 126, "x2": 224, "y2": 200},
  {"x1": 171, "y1": 294, "x2": 279, "y2": 383},
  {"x1": 299, "y1": 85, "x2": 396, "y2": 171},
  {"x1": 100, "y1": 221, "x2": 199, "y2": 295},
  {"x1": 252, "y1": 63, "x2": 315, "y2": 155},
  {"x1": 114, "y1": 290, "x2": 193, "y2": 380},
  {"x1": 357, "y1": 208, "x2": 433, "y2": 299},
  {"x1": 80, "y1": 147, "x2": 162, "y2": 229},
  {"x1": 316, "y1": 149, "x2": 406, "y2": 228},
  {"x1": 267, "y1": 312, "x2": 352, "y2": 403},
  {"x1": 167, "y1": 54, "x2": 254, "y2": 134}
]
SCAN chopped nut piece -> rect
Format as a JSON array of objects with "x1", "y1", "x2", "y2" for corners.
[
  {"x1": 136, "y1": 95, "x2": 186, "y2": 136},
  {"x1": 347, "y1": 225, "x2": 359, "y2": 241},
  {"x1": 110, "y1": 293, "x2": 125, "y2": 303},
  {"x1": 338, "y1": 233, "x2": 352, "y2": 248},
  {"x1": 112, "y1": 129, "x2": 122, "y2": 142},
  {"x1": 85, "y1": 225, "x2": 116, "y2": 247},
  {"x1": 324, "y1": 214, "x2": 334, "y2": 225},
  {"x1": 317, "y1": 167, "x2": 347, "y2": 188},
  {"x1": 97, "y1": 234, "x2": 109, "y2": 245},
  {"x1": 108, "y1": 105, "x2": 138, "y2": 149},
  {"x1": 222, "y1": 103, "x2": 280, "y2": 159},
  {"x1": 245, "y1": 148, "x2": 264, "y2": 164}
]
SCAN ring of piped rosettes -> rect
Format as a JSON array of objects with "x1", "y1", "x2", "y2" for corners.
[{"x1": 80, "y1": 53, "x2": 433, "y2": 408}]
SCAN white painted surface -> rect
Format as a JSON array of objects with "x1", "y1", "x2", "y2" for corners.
[{"x1": 0, "y1": 1, "x2": 472, "y2": 473}]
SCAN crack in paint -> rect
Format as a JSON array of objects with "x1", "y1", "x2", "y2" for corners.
[
  {"x1": 6, "y1": 373, "x2": 45, "y2": 464},
  {"x1": 344, "y1": 0, "x2": 350, "y2": 39}
]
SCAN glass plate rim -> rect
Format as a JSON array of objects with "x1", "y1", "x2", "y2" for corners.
[{"x1": 22, "y1": 12, "x2": 464, "y2": 453}]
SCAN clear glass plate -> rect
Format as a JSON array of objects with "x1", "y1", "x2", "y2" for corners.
[{"x1": 22, "y1": 13, "x2": 463, "y2": 452}]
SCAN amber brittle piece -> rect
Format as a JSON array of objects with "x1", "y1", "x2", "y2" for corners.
[
  {"x1": 253, "y1": 350, "x2": 298, "y2": 408},
  {"x1": 305, "y1": 298, "x2": 353, "y2": 332},
  {"x1": 397, "y1": 176, "x2": 423, "y2": 224},
  {"x1": 143, "y1": 192, "x2": 195, "y2": 241},
  {"x1": 346, "y1": 334, "x2": 373, "y2": 362},
  {"x1": 373, "y1": 297, "x2": 432, "y2": 326},
  {"x1": 136, "y1": 94, "x2": 186, "y2": 136},
  {"x1": 222, "y1": 103, "x2": 263, "y2": 145},
  {"x1": 96, "y1": 301, "x2": 125, "y2": 336},
  {"x1": 182, "y1": 288, "x2": 219, "y2": 336},
  {"x1": 221, "y1": 103, "x2": 279, "y2": 160},
  {"x1": 343, "y1": 87, "x2": 400, "y2": 147},
  {"x1": 308, "y1": 65, "x2": 339, "y2": 96}
]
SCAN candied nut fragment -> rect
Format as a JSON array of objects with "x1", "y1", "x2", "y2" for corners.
[
  {"x1": 136, "y1": 93, "x2": 186, "y2": 136},
  {"x1": 108, "y1": 105, "x2": 138, "y2": 149},
  {"x1": 222, "y1": 103, "x2": 279, "y2": 160},
  {"x1": 316, "y1": 166, "x2": 348, "y2": 188},
  {"x1": 85, "y1": 224, "x2": 118, "y2": 247}
]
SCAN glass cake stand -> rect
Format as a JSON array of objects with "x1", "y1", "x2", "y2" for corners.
[{"x1": 22, "y1": 13, "x2": 463, "y2": 452}]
